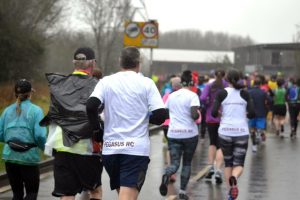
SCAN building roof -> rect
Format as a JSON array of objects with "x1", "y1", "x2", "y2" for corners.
[
  {"x1": 145, "y1": 48, "x2": 234, "y2": 63},
  {"x1": 232, "y1": 43, "x2": 300, "y2": 51}
]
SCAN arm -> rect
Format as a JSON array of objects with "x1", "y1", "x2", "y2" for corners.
[
  {"x1": 191, "y1": 106, "x2": 200, "y2": 120},
  {"x1": 86, "y1": 97, "x2": 103, "y2": 142},
  {"x1": 200, "y1": 84, "x2": 210, "y2": 101},
  {"x1": 149, "y1": 108, "x2": 169, "y2": 125},
  {"x1": 0, "y1": 111, "x2": 5, "y2": 142},
  {"x1": 241, "y1": 90, "x2": 256, "y2": 119},
  {"x1": 211, "y1": 89, "x2": 227, "y2": 118},
  {"x1": 34, "y1": 108, "x2": 47, "y2": 150}
]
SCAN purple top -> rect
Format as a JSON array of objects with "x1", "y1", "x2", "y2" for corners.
[{"x1": 200, "y1": 79, "x2": 228, "y2": 123}]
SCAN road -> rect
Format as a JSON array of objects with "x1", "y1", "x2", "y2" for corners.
[{"x1": 0, "y1": 127, "x2": 299, "y2": 200}]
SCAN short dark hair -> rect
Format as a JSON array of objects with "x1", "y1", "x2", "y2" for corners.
[
  {"x1": 181, "y1": 70, "x2": 193, "y2": 86},
  {"x1": 120, "y1": 47, "x2": 140, "y2": 69}
]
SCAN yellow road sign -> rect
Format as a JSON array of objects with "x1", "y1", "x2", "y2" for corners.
[{"x1": 124, "y1": 21, "x2": 159, "y2": 48}]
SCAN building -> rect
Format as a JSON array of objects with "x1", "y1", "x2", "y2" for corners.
[
  {"x1": 233, "y1": 43, "x2": 300, "y2": 76},
  {"x1": 142, "y1": 48, "x2": 234, "y2": 76}
]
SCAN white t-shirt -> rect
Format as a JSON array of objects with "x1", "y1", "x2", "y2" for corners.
[
  {"x1": 218, "y1": 87, "x2": 249, "y2": 137},
  {"x1": 166, "y1": 88, "x2": 200, "y2": 139},
  {"x1": 90, "y1": 71, "x2": 164, "y2": 156}
]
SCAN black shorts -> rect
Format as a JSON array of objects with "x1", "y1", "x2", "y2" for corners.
[
  {"x1": 52, "y1": 151, "x2": 103, "y2": 197},
  {"x1": 273, "y1": 104, "x2": 287, "y2": 116}
]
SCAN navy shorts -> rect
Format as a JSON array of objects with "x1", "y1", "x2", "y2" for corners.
[{"x1": 102, "y1": 154, "x2": 150, "y2": 191}]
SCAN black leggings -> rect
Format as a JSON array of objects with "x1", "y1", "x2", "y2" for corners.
[
  {"x1": 5, "y1": 162, "x2": 40, "y2": 200},
  {"x1": 288, "y1": 103, "x2": 300, "y2": 132},
  {"x1": 207, "y1": 123, "x2": 220, "y2": 149}
]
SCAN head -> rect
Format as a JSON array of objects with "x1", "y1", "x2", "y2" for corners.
[
  {"x1": 170, "y1": 77, "x2": 182, "y2": 91},
  {"x1": 181, "y1": 70, "x2": 194, "y2": 87},
  {"x1": 226, "y1": 69, "x2": 245, "y2": 89},
  {"x1": 14, "y1": 79, "x2": 32, "y2": 115},
  {"x1": 92, "y1": 67, "x2": 102, "y2": 80},
  {"x1": 120, "y1": 46, "x2": 140, "y2": 71},
  {"x1": 253, "y1": 76, "x2": 262, "y2": 86},
  {"x1": 211, "y1": 69, "x2": 226, "y2": 91},
  {"x1": 73, "y1": 47, "x2": 96, "y2": 75},
  {"x1": 276, "y1": 78, "x2": 285, "y2": 87}
]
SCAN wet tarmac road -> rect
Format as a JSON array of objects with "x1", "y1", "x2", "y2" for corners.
[{"x1": 0, "y1": 128, "x2": 299, "y2": 200}]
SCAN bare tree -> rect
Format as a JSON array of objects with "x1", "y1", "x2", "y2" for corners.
[
  {"x1": 0, "y1": 0, "x2": 63, "y2": 81},
  {"x1": 80, "y1": 0, "x2": 135, "y2": 74}
]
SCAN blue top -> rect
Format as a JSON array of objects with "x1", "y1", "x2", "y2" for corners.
[
  {"x1": 0, "y1": 99, "x2": 47, "y2": 165},
  {"x1": 248, "y1": 86, "x2": 272, "y2": 118}
]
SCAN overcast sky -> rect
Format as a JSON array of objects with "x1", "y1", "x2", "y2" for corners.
[{"x1": 134, "y1": 0, "x2": 300, "y2": 43}]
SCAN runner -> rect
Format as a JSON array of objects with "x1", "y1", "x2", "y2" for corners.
[
  {"x1": 286, "y1": 77, "x2": 300, "y2": 138},
  {"x1": 162, "y1": 76, "x2": 182, "y2": 183},
  {"x1": 40, "y1": 47, "x2": 103, "y2": 200},
  {"x1": 273, "y1": 78, "x2": 287, "y2": 138},
  {"x1": 211, "y1": 69, "x2": 255, "y2": 200},
  {"x1": 0, "y1": 79, "x2": 47, "y2": 200},
  {"x1": 159, "y1": 70, "x2": 200, "y2": 200},
  {"x1": 248, "y1": 76, "x2": 272, "y2": 152},
  {"x1": 200, "y1": 69, "x2": 227, "y2": 184},
  {"x1": 87, "y1": 46, "x2": 167, "y2": 200}
]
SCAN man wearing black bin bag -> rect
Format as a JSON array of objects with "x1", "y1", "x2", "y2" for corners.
[{"x1": 40, "y1": 47, "x2": 103, "y2": 200}]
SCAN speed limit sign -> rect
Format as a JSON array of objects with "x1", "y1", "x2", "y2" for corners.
[
  {"x1": 142, "y1": 22, "x2": 158, "y2": 38},
  {"x1": 123, "y1": 21, "x2": 159, "y2": 48}
]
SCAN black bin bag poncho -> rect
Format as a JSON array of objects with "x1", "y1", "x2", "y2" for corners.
[{"x1": 40, "y1": 73, "x2": 101, "y2": 147}]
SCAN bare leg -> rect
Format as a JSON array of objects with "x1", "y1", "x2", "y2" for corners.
[
  {"x1": 215, "y1": 149, "x2": 223, "y2": 171},
  {"x1": 118, "y1": 186, "x2": 139, "y2": 200},
  {"x1": 61, "y1": 196, "x2": 75, "y2": 200},
  {"x1": 207, "y1": 145, "x2": 216, "y2": 165},
  {"x1": 90, "y1": 186, "x2": 102, "y2": 199}
]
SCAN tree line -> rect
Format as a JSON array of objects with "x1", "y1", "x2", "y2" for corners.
[{"x1": 1, "y1": 0, "x2": 259, "y2": 83}]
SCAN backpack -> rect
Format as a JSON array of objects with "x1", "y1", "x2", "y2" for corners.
[{"x1": 287, "y1": 86, "x2": 299, "y2": 102}]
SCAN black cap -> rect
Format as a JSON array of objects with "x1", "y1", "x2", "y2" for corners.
[
  {"x1": 73, "y1": 47, "x2": 95, "y2": 60},
  {"x1": 15, "y1": 79, "x2": 32, "y2": 94}
]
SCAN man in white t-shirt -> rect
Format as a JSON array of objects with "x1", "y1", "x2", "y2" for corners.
[{"x1": 86, "y1": 46, "x2": 168, "y2": 200}]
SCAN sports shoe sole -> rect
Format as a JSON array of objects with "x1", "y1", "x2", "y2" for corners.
[
  {"x1": 159, "y1": 174, "x2": 168, "y2": 196},
  {"x1": 229, "y1": 176, "x2": 238, "y2": 199},
  {"x1": 215, "y1": 175, "x2": 223, "y2": 184}
]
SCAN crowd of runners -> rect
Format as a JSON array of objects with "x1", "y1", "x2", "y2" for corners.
[
  {"x1": 160, "y1": 69, "x2": 300, "y2": 200},
  {"x1": 0, "y1": 46, "x2": 300, "y2": 200}
]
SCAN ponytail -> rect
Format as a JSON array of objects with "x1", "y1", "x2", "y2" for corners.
[
  {"x1": 15, "y1": 93, "x2": 30, "y2": 115},
  {"x1": 226, "y1": 69, "x2": 245, "y2": 90},
  {"x1": 211, "y1": 69, "x2": 225, "y2": 92}
]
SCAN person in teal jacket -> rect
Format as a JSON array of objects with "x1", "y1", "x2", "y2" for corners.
[{"x1": 0, "y1": 79, "x2": 47, "y2": 200}]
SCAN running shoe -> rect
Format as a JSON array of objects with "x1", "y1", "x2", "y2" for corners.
[
  {"x1": 178, "y1": 193, "x2": 189, "y2": 200},
  {"x1": 229, "y1": 176, "x2": 239, "y2": 199},
  {"x1": 215, "y1": 170, "x2": 223, "y2": 184},
  {"x1": 205, "y1": 165, "x2": 214, "y2": 180},
  {"x1": 290, "y1": 130, "x2": 296, "y2": 138},
  {"x1": 159, "y1": 174, "x2": 169, "y2": 196},
  {"x1": 252, "y1": 145, "x2": 257, "y2": 152}
]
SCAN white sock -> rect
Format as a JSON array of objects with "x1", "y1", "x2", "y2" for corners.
[{"x1": 179, "y1": 189, "x2": 186, "y2": 194}]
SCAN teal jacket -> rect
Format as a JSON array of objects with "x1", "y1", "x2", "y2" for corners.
[{"x1": 0, "y1": 99, "x2": 47, "y2": 165}]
